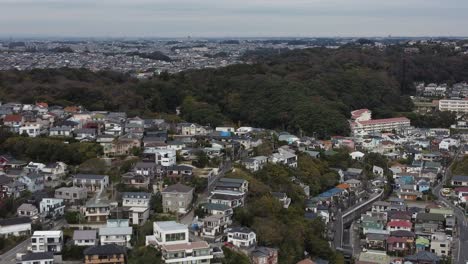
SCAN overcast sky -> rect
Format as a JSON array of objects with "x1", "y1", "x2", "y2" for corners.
[{"x1": 0, "y1": 0, "x2": 467, "y2": 38}]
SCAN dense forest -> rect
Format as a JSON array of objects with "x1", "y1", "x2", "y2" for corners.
[{"x1": 0, "y1": 45, "x2": 467, "y2": 137}]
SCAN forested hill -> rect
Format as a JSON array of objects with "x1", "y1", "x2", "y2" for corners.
[{"x1": 0, "y1": 45, "x2": 467, "y2": 137}]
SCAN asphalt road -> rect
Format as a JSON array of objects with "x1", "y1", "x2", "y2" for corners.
[{"x1": 0, "y1": 218, "x2": 67, "y2": 264}]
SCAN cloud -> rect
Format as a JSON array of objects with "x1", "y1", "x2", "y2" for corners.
[{"x1": 0, "y1": 0, "x2": 467, "y2": 37}]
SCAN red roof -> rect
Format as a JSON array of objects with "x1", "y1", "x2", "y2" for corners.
[
  {"x1": 3, "y1": 114, "x2": 22, "y2": 123},
  {"x1": 36, "y1": 102, "x2": 48, "y2": 108},
  {"x1": 357, "y1": 117, "x2": 410, "y2": 126},
  {"x1": 351, "y1": 109, "x2": 370, "y2": 118},
  {"x1": 387, "y1": 236, "x2": 410, "y2": 244},
  {"x1": 387, "y1": 221, "x2": 412, "y2": 228},
  {"x1": 454, "y1": 187, "x2": 468, "y2": 193}
]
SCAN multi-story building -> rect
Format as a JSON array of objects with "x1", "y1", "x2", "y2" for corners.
[
  {"x1": 122, "y1": 192, "x2": 150, "y2": 225},
  {"x1": 39, "y1": 198, "x2": 65, "y2": 219},
  {"x1": 30, "y1": 230, "x2": 63, "y2": 253},
  {"x1": 72, "y1": 174, "x2": 109, "y2": 192},
  {"x1": 161, "y1": 183, "x2": 193, "y2": 214},
  {"x1": 430, "y1": 232, "x2": 450, "y2": 257},
  {"x1": 226, "y1": 227, "x2": 257, "y2": 248},
  {"x1": 84, "y1": 244, "x2": 126, "y2": 264},
  {"x1": 351, "y1": 117, "x2": 411, "y2": 135},
  {"x1": 82, "y1": 199, "x2": 111, "y2": 223},
  {"x1": 251, "y1": 247, "x2": 279, "y2": 264},
  {"x1": 54, "y1": 187, "x2": 88, "y2": 204},
  {"x1": 99, "y1": 219, "x2": 132, "y2": 248},
  {"x1": 19, "y1": 123, "x2": 42, "y2": 137},
  {"x1": 146, "y1": 221, "x2": 213, "y2": 264},
  {"x1": 439, "y1": 98, "x2": 468, "y2": 113}
]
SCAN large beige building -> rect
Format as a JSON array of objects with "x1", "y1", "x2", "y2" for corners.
[{"x1": 439, "y1": 98, "x2": 468, "y2": 113}]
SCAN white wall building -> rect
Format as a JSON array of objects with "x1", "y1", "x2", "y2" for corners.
[
  {"x1": 39, "y1": 198, "x2": 65, "y2": 218},
  {"x1": 227, "y1": 227, "x2": 257, "y2": 248},
  {"x1": 31, "y1": 230, "x2": 63, "y2": 253},
  {"x1": 439, "y1": 98, "x2": 468, "y2": 113}
]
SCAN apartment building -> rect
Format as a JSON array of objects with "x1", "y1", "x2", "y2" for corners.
[
  {"x1": 39, "y1": 198, "x2": 65, "y2": 219},
  {"x1": 351, "y1": 117, "x2": 411, "y2": 135},
  {"x1": 99, "y1": 219, "x2": 133, "y2": 248},
  {"x1": 439, "y1": 98, "x2": 468, "y2": 113},
  {"x1": 161, "y1": 183, "x2": 194, "y2": 214},
  {"x1": 31, "y1": 230, "x2": 63, "y2": 253},
  {"x1": 83, "y1": 199, "x2": 111, "y2": 223}
]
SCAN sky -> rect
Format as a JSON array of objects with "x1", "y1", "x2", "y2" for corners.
[{"x1": 0, "y1": 0, "x2": 467, "y2": 38}]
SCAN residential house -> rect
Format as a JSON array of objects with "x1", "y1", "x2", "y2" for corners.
[
  {"x1": 3, "y1": 114, "x2": 23, "y2": 133},
  {"x1": 39, "y1": 198, "x2": 65, "y2": 219},
  {"x1": 41, "y1": 162, "x2": 67, "y2": 181},
  {"x1": 0, "y1": 217, "x2": 31, "y2": 237},
  {"x1": 54, "y1": 187, "x2": 87, "y2": 204},
  {"x1": 251, "y1": 247, "x2": 279, "y2": 264},
  {"x1": 84, "y1": 244, "x2": 126, "y2": 264},
  {"x1": 179, "y1": 123, "x2": 210, "y2": 136},
  {"x1": 74, "y1": 128, "x2": 96, "y2": 140},
  {"x1": 161, "y1": 183, "x2": 194, "y2": 214},
  {"x1": 99, "y1": 219, "x2": 133, "y2": 248},
  {"x1": 350, "y1": 151, "x2": 365, "y2": 160},
  {"x1": 242, "y1": 156, "x2": 268, "y2": 172},
  {"x1": 31, "y1": 230, "x2": 63, "y2": 253},
  {"x1": 145, "y1": 221, "x2": 213, "y2": 264},
  {"x1": 451, "y1": 175, "x2": 468, "y2": 186},
  {"x1": 122, "y1": 192, "x2": 150, "y2": 225},
  {"x1": 73, "y1": 174, "x2": 109, "y2": 192},
  {"x1": 73, "y1": 230, "x2": 98, "y2": 246},
  {"x1": 269, "y1": 148, "x2": 298, "y2": 168},
  {"x1": 387, "y1": 221, "x2": 412, "y2": 232},
  {"x1": 17, "y1": 203, "x2": 39, "y2": 221},
  {"x1": 227, "y1": 226, "x2": 257, "y2": 248},
  {"x1": 82, "y1": 199, "x2": 111, "y2": 223},
  {"x1": 19, "y1": 123, "x2": 43, "y2": 137},
  {"x1": 405, "y1": 251, "x2": 440, "y2": 264},
  {"x1": 121, "y1": 172, "x2": 150, "y2": 190},
  {"x1": 16, "y1": 252, "x2": 54, "y2": 264},
  {"x1": 49, "y1": 126, "x2": 73, "y2": 137},
  {"x1": 18, "y1": 173, "x2": 44, "y2": 193},
  {"x1": 430, "y1": 232, "x2": 450, "y2": 257},
  {"x1": 200, "y1": 203, "x2": 234, "y2": 226},
  {"x1": 166, "y1": 164, "x2": 194, "y2": 181},
  {"x1": 201, "y1": 214, "x2": 228, "y2": 239}
]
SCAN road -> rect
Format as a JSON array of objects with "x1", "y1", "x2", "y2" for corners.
[
  {"x1": 0, "y1": 218, "x2": 67, "y2": 264},
  {"x1": 432, "y1": 150, "x2": 468, "y2": 264},
  {"x1": 180, "y1": 161, "x2": 232, "y2": 226}
]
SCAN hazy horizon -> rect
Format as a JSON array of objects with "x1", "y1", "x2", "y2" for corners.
[{"x1": 1, "y1": 0, "x2": 468, "y2": 38}]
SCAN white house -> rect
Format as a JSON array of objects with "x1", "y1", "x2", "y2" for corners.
[
  {"x1": 31, "y1": 230, "x2": 63, "y2": 253},
  {"x1": 99, "y1": 219, "x2": 133, "y2": 248},
  {"x1": 0, "y1": 217, "x2": 32, "y2": 237},
  {"x1": 227, "y1": 226, "x2": 257, "y2": 248},
  {"x1": 242, "y1": 156, "x2": 268, "y2": 172},
  {"x1": 73, "y1": 230, "x2": 98, "y2": 246},
  {"x1": 143, "y1": 149, "x2": 176, "y2": 167},
  {"x1": 17, "y1": 203, "x2": 39, "y2": 221},
  {"x1": 350, "y1": 151, "x2": 365, "y2": 160},
  {"x1": 19, "y1": 123, "x2": 42, "y2": 137},
  {"x1": 269, "y1": 148, "x2": 297, "y2": 168},
  {"x1": 73, "y1": 174, "x2": 109, "y2": 192},
  {"x1": 122, "y1": 192, "x2": 150, "y2": 225},
  {"x1": 439, "y1": 138, "x2": 460, "y2": 151},
  {"x1": 373, "y1": 165, "x2": 384, "y2": 176},
  {"x1": 145, "y1": 221, "x2": 213, "y2": 264},
  {"x1": 39, "y1": 198, "x2": 65, "y2": 218}
]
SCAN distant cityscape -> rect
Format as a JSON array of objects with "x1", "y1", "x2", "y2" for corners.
[{"x1": 1, "y1": 37, "x2": 467, "y2": 77}]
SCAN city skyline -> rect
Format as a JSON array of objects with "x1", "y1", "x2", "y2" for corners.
[{"x1": 1, "y1": 0, "x2": 468, "y2": 38}]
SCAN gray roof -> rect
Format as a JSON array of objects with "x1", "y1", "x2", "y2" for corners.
[
  {"x1": 0, "y1": 217, "x2": 31, "y2": 226},
  {"x1": 17, "y1": 203, "x2": 37, "y2": 212},
  {"x1": 416, "y1": 213, "x2": 445, "y2": 222},
  {"x1": 452, "y1": 175, "x2": 468, "y2": 182},
  {"x1": 73, "y1": 230, "x2": 97, "y2": 240},
  {"x1": 122, "y1": 192, "x2": 150, "y2": 199},
  {"x1": 99, "y1": 226, "x2": 132, "y2": 236},
  {"x1": 201, "y1": 203, "x2": 231, "y2": 211},
  {"x1": 228, "y1": 226, "x2": 254, "y2": 234},
  {"x1": 21, "y1": 252, "x2": 54, "y2": 261},
  {"x1": 74, "y1": 174, "x2": 107, "y2": 180},
  {"x1": 405, "y1": 251, "x2": 440, "y2": 262},
  {"x1": 84, "y1": 244, "x2": 126, "y2": 256},
  {"x1": 162, "y1": 183, "x2": 193, "y2": 193},
  {"x1": 218, "y1": 178, "x2": 246, "y2": 184}
]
